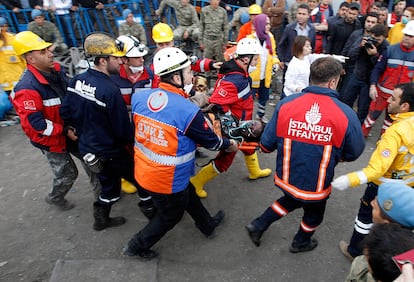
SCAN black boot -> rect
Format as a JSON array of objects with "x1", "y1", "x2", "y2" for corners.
[
  {"x1": 123, "y1": 233, "x2": 158, "y2": 260},
  {"x1": 138, "y1": 200, "x2": 157, "y2": 219},
  {"x1": 245, "y1": 223, "x2": 265, "y2": 247},
  {"x1": 93, "y1": 202, "x2": 126, "y2": 231},
  {"x1": 197, "y1": 210, "x2": 225, "y2": 239}
]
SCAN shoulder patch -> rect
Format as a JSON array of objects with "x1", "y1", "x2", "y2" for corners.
[
  {"x1": 381, "y1": 149, "x2": 391, "y2": 158},
  {"x1": 218, "y1": 88, "x2": 228, "y2": 97},
  {"x1": 23, "y1": 100, "x2": 36, "y2": 111}
]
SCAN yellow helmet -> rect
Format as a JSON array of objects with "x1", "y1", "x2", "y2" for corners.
[
  {"x1": 12, "y1": 31, "x2": 52, "y2": 56},
  {"x1": 152, "y1": 23, "x2": 174, "y2": 43},
  {"x1": 83, "y1": 32, "x2": 126, "y2": 57},
  {"x1": 248, "y1": 4, "x2": 262, "y2": 15}
]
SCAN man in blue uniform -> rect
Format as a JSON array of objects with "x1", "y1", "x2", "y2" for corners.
[
  {"x1": 60, "y1": 33, "x2": 155, "y2": 231},
  {"x1": 245, "y1": 57, "x2": 365, "y2": 253}
]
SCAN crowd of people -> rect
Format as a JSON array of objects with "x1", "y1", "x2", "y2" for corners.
[{"x1": 2, "y1": 0, "x2": 414, "y2": 280}]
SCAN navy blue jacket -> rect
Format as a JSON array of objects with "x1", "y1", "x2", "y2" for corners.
[
  {"x1": 260, "y1": 86, "x2": 365, "y2": 202},
  {"x1": 60, "y1": 69, "x2": 134, "y2": 158},
  {"x1": 277, "y1": 22, "x2": 316, "y2": 63}
]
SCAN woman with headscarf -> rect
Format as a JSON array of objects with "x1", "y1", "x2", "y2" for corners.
[{"x1": 247, "y1": 14, "x2": 280, "y2": 123}]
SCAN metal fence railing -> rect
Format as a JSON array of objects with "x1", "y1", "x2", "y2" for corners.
[{"x1": 1, "y1": 0, "x2": 241, "y2": 49}]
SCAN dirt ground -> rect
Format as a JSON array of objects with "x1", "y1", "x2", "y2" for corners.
[{"x1": 0, "y1": 108, "x2": 382, "y2": 282}]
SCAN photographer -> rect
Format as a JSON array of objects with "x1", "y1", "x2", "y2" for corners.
[
  {"x1": 362, "y1": 20, "x2": 414, "y2": 138},
  {"x1": 340, "y1": 23, "x2": 389, "y2": 123}
]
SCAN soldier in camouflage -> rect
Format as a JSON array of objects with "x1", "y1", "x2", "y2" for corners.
[
  {"x1": 118, "y1": 9, "x2": 147, "y2": 46},
  {"x1": 156, "y1": 0, "x2": 200, "y2": 42},
  {"x1": 200, "y1": 0, "x2": 228, "y2": 63},
  {"x1": 27, "y1": 9, "x2": 68, "y2": 54}
]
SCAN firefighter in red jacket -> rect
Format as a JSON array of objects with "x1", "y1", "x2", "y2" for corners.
[{"x1": 191, "y1": 38, "x2": 272, "y2": 198}]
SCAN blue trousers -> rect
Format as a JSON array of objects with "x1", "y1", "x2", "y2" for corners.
[
  {"x1": 347, "y1": 182, "x2": 378, "y2": 257},
  {"x1": 252, "y1": 192, "x2": 327, "y2": 245}
]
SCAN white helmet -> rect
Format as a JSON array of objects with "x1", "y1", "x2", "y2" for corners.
[
  {"x1": 236, "y1": 38, "x2": 261, "y2": 56},
  {"x1": 117, "y1": 35, "x2": 148, "y2": 57},
  {"x1": 153, "y1": 47, "x2": 191, "y2": 76}
]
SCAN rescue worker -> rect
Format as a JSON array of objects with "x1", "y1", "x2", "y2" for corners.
[
  {"x1": 246, "y1": 57, "x2": 364, "y2": 253},
  {"x1": 10, "y1": 31, "x2": 75, "y2": 211},
  {"x1": 60, "y1": 33, "x2": 155, "y2": 230},
  {"x1": 332, "y1": 83, "x2": 414, "y2": 260},
  {"x1": 111, "y1": 35, "x2": 153, "y2": 194},
  {"x1": 150, "y1": 23, "x2": 222, "y2": 89},
  {"x1": 123, "y1": 47, "x2": 238, "y2": 259},
  {"x1": 0, "y1": 17, "x2": 26, "y2": 94},
  {"x1": 362, "y1": 20, "x2": 414, "y2": 138},
  {"x1": 191, "y1": 38, "x2": 272, "y2": 199},
  {"x1": 111, "y1": 35, "x2": 153, "y2": 106},
  {"x1": 237, "y1": 4, "x2": 263, "y2": 41}
]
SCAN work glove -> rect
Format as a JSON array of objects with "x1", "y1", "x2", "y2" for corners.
[{"x1": 331, "y1": 175, "x2": 350, "y2": 191}]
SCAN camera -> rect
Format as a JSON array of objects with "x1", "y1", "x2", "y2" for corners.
[{"x1": 364, "y1": 36, "x2": 378, "y2": 49}]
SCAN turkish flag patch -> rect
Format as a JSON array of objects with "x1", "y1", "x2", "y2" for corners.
[
  {"x1": 218, "y1": 88, "x2": 227, "y2": 97},
  {"x1": 23, "y1": 100, "x2": 36, "y2": 111}
]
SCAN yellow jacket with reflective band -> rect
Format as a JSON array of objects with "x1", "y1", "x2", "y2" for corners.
[
  {"x1": 0, "y1": 32, "x2": 26, "y2": 91},
  {"x1": 348, "y1": 112, "x2": 414, "y2": 187},
  {"x1": 247, "y1": 32, "x2": 279, "y2": 88}
]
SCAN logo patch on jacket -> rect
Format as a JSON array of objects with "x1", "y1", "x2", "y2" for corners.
[
  {"x1": 381, "y1": 149, "x2": 391, "y2": 158},
  {"x1": 148, "y1": 90, "x2": 168, "y2": 112},
  {"x1": 218, "y1": 88, "x2": 227, "y2": 97},
  {"x1": 23, "y1": 100, "x2": 36, "y2": 111},
  {"x1": 287, "y1": 103, "x2": 333, "y2": 143}
]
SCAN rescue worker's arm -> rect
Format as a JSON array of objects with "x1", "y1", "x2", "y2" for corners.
[
  {"x1": 333, "y1": 127, "x2": 400, "y2": 190},
  {"x1": 12, "y1": 89, "x2": 63, "y2": 137},
  {"x1": 341, "y1": 109, "x2": 365, "y2": 162},
  {"x1": 186, "y1": 111, "x2": 237, "y2": 152},
  {"x1": 191, "y1": 58, "x2": 217, "y2": 73}
]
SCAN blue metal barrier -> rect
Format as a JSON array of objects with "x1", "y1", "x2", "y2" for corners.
[
  {"x1": 0, "y1": 1, "x2": 155, "y2": 48},
  {"x1": 1, "y1": 0, "x2": 240, "y2": 48}
]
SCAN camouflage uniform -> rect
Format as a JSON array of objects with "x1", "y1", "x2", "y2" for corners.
[
  {"x1": 158, "y1": 0, "x2": 200, "y2": 41},
  {"x1": 27, "y1": 20, "x2": 68, "y2": 53},
  {"x1": 118, "y1": 22, "x2": 147, "y2": 46},
  {"x1": 345, "y1": 255, "x2": 376, "y2": 282},
  {"x1": 228, "y1": 7, "x2": 249, "y2": 41},
  {"x1": 200, "y1": 4, "x2": 228, "y2": 62}
]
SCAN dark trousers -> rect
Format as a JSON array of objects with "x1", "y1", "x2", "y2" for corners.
[
  {"x1": 255, "y1": 80, "x2": 270, "y2": 118},
  {"x1": 252, "y1": 193, "x2": 327, "y2": 245},
  {"x1": 130, "y1": 184, "x2": 216, "y2": 250},
  {"x1": 348, "y1": 182, "x2": 378, "y2": 257},
  {"x1": 97, "y1": 149, "x2": 149, "y2": 205},
  {"x1": 339, "y1": 73, "x2": 370, "y2": 124}
]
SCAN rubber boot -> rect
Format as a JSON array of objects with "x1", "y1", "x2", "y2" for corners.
[
  {"x1": 190, "y1": 163, "x2": 219, "y2": 198},
  {"x1": 121, "y1": 178, "x2": 137, "y2": 194},
  {"x1": 244, "y1": 152, "x2": 272, "y2": 180},
  {"x1": 93, "y1": 202, "x2": 126, "y2": 231}
]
